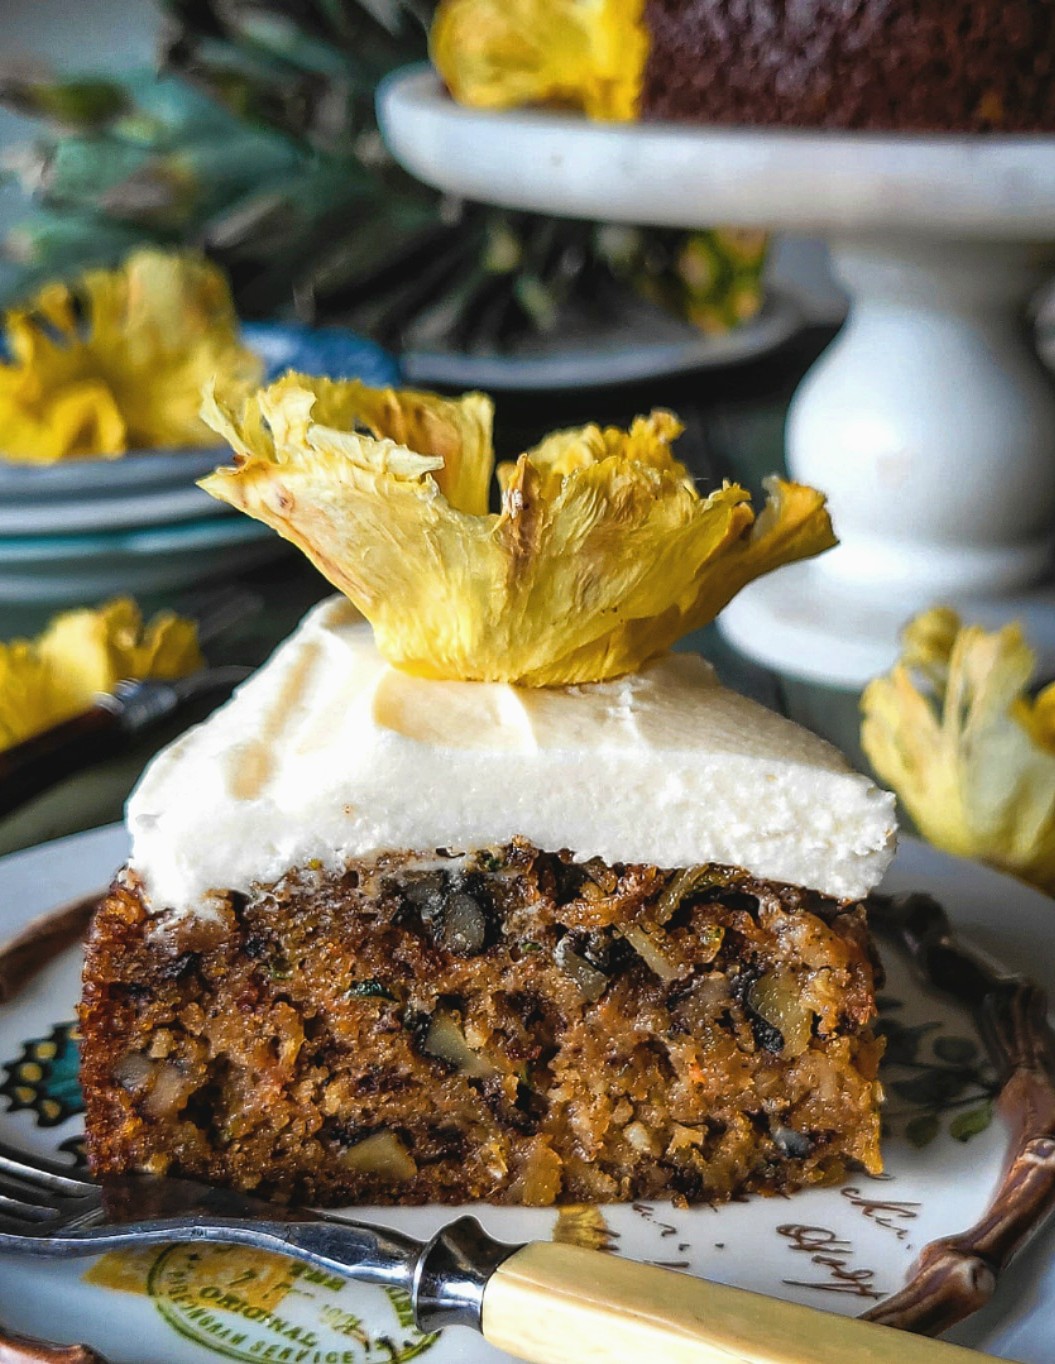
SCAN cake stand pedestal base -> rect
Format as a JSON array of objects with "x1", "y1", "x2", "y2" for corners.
[
  {"x1": 380, "y1": 72, "x2": 1055, "y2": 688},
  {"x1": 719, "y1": 563, "x2": 1055, "y2": 689},
  {"x1": 722, "y1": 236, "x2": 1055, "y2": 686}
]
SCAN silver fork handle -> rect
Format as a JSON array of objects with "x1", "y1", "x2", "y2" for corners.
[
  {"x1": 9, "y1": 1213, "x2": 519, "y2": 1334},
  {"x1": 2, "y1": 1216, "x2": 1007, "y2": 1363}
]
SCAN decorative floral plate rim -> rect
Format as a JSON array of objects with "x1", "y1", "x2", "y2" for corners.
[{"x1": 0, "y1": 824, "x2": 1053, "y2": 1363}]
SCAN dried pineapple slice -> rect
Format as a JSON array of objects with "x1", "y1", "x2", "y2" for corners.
[
  {"x1": 505, "y1": 409, "x2": 689, "y2": 493},
  {"x1": 431, "y1": 0, "x2": 648, "y2": 122},
  {"x1": 861, "y1": 607, "x2": 1055, "y2": 893},
  {"x1": 214, "y1": 372, "x2": 494, "y2": 517},
  {"x1": 0, "y1": 599, "x2": 203, "y2": 751},
  {"x1": 202, "y1": 375, "x2": 834, "y2": 687},
  {"x1": 0, "y1": 249, "x2": 262, "y2": 463}
]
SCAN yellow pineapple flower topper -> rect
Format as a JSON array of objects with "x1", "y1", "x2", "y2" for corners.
[
  {"x1": 431, "y1": 0, "x2": 648, "y2": 122},
  {"x1": 862, "y1": 607, "x2": 1055, "y2": 896},
  {"x1": 0, "y1": 249, "x2": 262, "y2": 464},
  {"x1": 201, "y1": 374, "x2": 835, "y2": 688},
  {"x1": 0, "y1": 599, "x2": 203, "y2": 752}
]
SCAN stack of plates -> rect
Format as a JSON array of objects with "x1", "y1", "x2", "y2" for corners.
[
  {"x1": 0, "y1": 449, "x2": 282, "y2": 604},
  {"x1": 0, "y1": 325, "x2": 402, "y2": 604}
]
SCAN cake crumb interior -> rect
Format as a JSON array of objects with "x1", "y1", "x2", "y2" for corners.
[{"x1": 81, "y1": 841, "x2": 884, "y2": 1207}]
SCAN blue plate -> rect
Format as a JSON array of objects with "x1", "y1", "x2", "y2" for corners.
[
  {"x1": 0, "y1": 448, "x2": 225, "y2": 502},
  {"x1": 240, "y1": 322, "x2": 402, "y2": 388}
]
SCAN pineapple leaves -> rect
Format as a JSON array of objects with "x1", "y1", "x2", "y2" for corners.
[{"x1": 0, "y1": 1, "x2": 766, "y2": 353}]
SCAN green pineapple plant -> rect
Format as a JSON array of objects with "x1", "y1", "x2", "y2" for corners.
[{"x1": 0, "y1": 0, "x2": 767, "y2": 354}]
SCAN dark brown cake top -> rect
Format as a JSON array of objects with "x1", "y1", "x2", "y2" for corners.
[{"x1": 641, "y1": 1, "x2": 1055, "y2": 132}]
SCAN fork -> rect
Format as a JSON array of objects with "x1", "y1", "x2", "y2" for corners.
[
  {"x1": 0, "y1": 667, "x2": 251, "y2": 820},
  {"x1": 0, "y1": 1142, "x2": 1005, "y2": 1364}
]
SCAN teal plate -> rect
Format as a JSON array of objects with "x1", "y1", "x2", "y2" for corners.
[{"x1": 0, "y1": 517, "x2": 283, "y2": 602}]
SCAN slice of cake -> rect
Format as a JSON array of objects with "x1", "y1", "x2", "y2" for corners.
[
  {"x1": 80, "y1": 377, "x2": 896, "y2": 1206},
  {"x1": 81, "y1": 604, "x2": 894, "y2": 1205}
]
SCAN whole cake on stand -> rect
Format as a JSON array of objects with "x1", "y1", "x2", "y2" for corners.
[{"x1": 380, "y1": 46, "x2": 1055, "y2": 685}]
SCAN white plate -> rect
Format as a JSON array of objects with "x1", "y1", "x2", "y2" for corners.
[
  {"x1": 0, "y1": 825, "x2": 1052, "y2": 1361},
  {"x1": 0, "y1": 517, "x2": 285, "y2": 603},
  {"x1": 0, "y1": 482, "x2": 227, "y2": 535},
  {"x1": 379, "y1": 68, "x2": 1055, "y2": 239},
  {"x1": 402, "y1": 289, "x2": 801, "y2": 391},
  {"x1": 0, "y1": 449, "x2": 226, "y2": 502}
]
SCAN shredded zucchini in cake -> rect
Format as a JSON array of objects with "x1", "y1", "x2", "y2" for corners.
[{"x1": 200, "y1": 375, "x2": 834, "y2": 687}]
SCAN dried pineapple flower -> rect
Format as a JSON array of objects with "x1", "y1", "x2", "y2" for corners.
[
  {"x1": 861, "y1": 607, "x2": 1055, "y2": 894},
  {"x1": 0, "y1": 249, "x2": 262, "y2": 464},
  {"x1": 431, "y1": 0, "x2": 648, "y2": 122},
  {"x1": 202, "y1": 372, "x2": 495, "y2": 516},
  {"x1": 201, "y1": 374, "x2": 834, "y2": 687},
  {"x1": 0, "y1": 599, "x2": 203, "y2": 752}
]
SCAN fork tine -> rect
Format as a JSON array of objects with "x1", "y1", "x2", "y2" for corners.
[
  {"x1": 0, "y1": 1142, "x2": 95, "y2": 1196},
  {"x1": 0, "y1": 1189, "x2": 56, "y2": 1222},
  {"x1": 0, "y1": 1166, "x2": 62, "y2": 1207},
  {"x1": 0, "y1": 1211, "x2": 51, "y2": 1237}
]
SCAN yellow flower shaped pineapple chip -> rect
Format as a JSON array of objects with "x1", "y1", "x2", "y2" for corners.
[
  {"x1": 0, "y1": 249, "x2": 262, "y2": 463},
  {"x1": 0, "y1": 599, "x2": 203, "y2": 752},
  {"x1": 431, "y1": 0, "x2": 648, "y2": 121},
  {"x1": 862, "y1": 607, "x2": 1055, "y2": 894},
  {"x1": 201, "y1": 374, "x2": 835, "y2": 687}
]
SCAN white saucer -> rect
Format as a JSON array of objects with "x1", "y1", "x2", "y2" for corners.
[{"x1": 402, "y1": 289, "x2": 801, "y2": 391}]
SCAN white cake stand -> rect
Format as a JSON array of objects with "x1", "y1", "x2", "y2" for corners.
[{"x1": 380, "y1": 68, "x2": 1055, "y2": 686}]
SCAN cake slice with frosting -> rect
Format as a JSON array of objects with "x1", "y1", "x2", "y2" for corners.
[{"x1": 80, "y1": 379, "x2": 895, "y2": 1206}]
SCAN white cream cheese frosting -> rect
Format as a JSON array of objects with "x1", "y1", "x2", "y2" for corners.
[{"x1": 128, "y1": 597, "x2": 897, "y2": 914}]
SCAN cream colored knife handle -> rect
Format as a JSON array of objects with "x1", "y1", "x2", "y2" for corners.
[{"x1": 481, "y1": 1242, "x2": 1004, "y2": 1364}]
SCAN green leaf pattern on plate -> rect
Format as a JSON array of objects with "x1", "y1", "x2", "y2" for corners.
[{"x1": 877, "y1": 1003, "x2": 997, "y2": 1148}]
